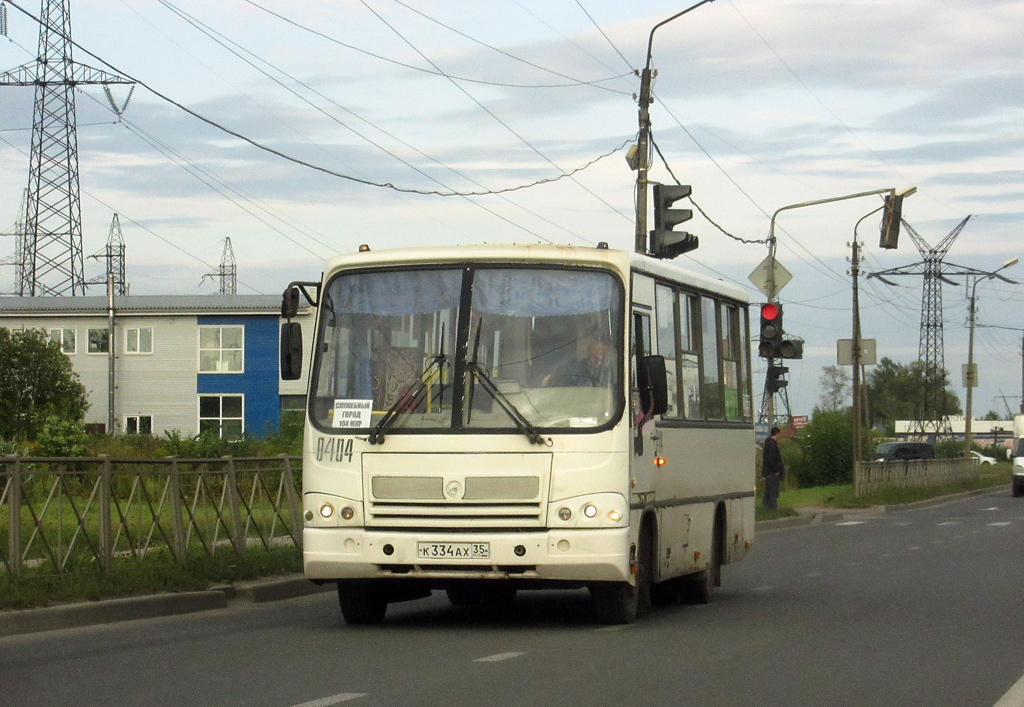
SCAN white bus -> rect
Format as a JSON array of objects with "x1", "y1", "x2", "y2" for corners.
[{"x1": 281, "y1": 243, "x2": 755, "y2": 624}]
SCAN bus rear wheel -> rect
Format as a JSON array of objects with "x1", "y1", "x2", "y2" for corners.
[{"x1": 337, "y1": 581, "x2": 388, "y2": 625}]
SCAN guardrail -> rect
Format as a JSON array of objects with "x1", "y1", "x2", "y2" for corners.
[
  {"x1": 854, "y1": 458, "x2": 979, "y2": 497},
  {"x1": 1, "y1": 455, "x2": 302, "y2": 577}
]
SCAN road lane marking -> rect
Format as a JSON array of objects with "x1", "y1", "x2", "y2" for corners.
[
  {"x1": 938, "y1": 521, "x2": 959, "y2": 526},
  {"x1": 994, "y1": 669, "x2": 1024, "y2": 707},
  {"x1": 596, "y1": 625, "x2": 631, "y2": 632},
  {"x1": 982, "y1": 506, "x2": 999, "y2": 511},
  {"x1": 988, "y1": 522, "x2": 1012, "y2": 527},
  {"x1": 836, "y1": 521, "x2": 866, "y2": 526},
  {"x1": 291, "y1": 694, "x2": 367, "y2": 707},
  {"x1": 474, "y1": 652, "x2": 526, "y2": 662}
]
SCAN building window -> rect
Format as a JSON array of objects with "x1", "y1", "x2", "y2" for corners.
[
  {"x1": 125, "y1": 327, "x2": 153, "y2": 354},
  {"x1": 199, "y1": 326, "x2": 244, "y2": 373},
  {"x1": 125, "y1": 415, "x2": 153, "y2": 435},
  {"x1": 49, "y1": 328, "x2": 76, "y2": 354},
  {"x1": 88, "y1": 328, "x2": 110, "y2": 354},
  {"x1": 199, "y1": 395, "x2": 243, "y2": 439}
]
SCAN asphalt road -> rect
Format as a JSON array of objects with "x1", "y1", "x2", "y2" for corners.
[{"x1": 2, "y1": 489, "x2": 1022, "y2": 707}]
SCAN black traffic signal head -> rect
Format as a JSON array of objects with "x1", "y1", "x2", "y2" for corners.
[
  {"x1": 778, "y1": 339, "x2": 804, "y2": 359},
  {"x1": 879, "y1": 193, "x2": 903, "y2": 249},
  {"x1": 766, "y1": 364, "x2": 789, "y2": 393},
  {"x1": 650, "y1": 183, "x2": 698, "y2": 259},
  {"x1": 758, "y1": 303, "x2": 783, "y2": 357}
]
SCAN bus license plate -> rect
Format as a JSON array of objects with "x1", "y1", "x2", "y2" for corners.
[{"x1": 417, "y1": 542, "x2": 490, "y2": 560}]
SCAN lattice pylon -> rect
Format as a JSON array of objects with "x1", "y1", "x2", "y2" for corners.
[{"x1": 1, "y1": 0, "x2": 133, "y2": 296}]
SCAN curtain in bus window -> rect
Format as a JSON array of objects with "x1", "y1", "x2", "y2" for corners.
[
  {"x1": 331, "y1": 269, "x2": 462, "y2": 315},
  {"x1": 700, "y1": 296, "x2": 724, "y2": 419},
  {"x1": 472, "y1": 269, "x2": 616, "y2": 317}
]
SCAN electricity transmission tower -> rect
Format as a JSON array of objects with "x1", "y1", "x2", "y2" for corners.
[
  {"x1": 86, "y1": 213, "x2": 127, "y2": 295},
  {"x1": 0, "y1": 0, "x2": 133, "y2": 296},
  {"x1": 868, "y1": 216, "x2": 1001, "y2": 435},
  {"x1": 202, "y1": 237, "x2": 237, "y2": 295}
]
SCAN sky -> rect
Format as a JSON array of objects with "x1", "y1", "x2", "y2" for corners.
[{"x1": 1, "y1": 0, "x2": 1023, "y2": 420}]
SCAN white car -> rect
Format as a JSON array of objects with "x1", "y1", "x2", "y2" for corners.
[{"x1": 970, "y1": 450, "x2": 997, "y2": 466}]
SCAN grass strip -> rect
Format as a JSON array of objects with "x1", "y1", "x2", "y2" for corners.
[{"x1": 0, "y1": 547, "x2": 300, "y2": 612}]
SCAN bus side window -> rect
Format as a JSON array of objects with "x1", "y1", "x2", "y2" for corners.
[{"x1": 655, "y1": 285, "x2": 679, "y2": 418}]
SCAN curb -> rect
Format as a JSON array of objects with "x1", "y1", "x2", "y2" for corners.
[
  {"x1": 0, "y1": 576, "x2": 332, "y2": 639},
  {"x1": 754, "y1": 484, "x2": 1011, "y2": 531}
]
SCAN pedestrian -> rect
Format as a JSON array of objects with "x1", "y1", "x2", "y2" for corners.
[{"x1": 761, "y1": 426, "x2": 785, "y2": 510}]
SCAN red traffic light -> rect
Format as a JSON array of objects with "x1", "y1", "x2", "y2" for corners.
[{"x1": 761, "y1": 303, "x2": 779, "y2": 321}]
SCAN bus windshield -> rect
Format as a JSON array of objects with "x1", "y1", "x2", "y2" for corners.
[{"x1": 310, "y1": 265, "x2": 624, "y2": 435}]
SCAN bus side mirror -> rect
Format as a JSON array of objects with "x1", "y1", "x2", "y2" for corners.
[
  {"x1": 282, "y1": 286, "x2": 300, "y2": 319},
  {"x1": 638, "y1": 354, "x2": 668, "y2": 416},
  {"x1": 280, "y1": 322, "x2": 303, "y2": 380}
]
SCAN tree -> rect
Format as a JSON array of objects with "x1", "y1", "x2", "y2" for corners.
[
  {"x1": 0, "y1": 328, "x2": 89, "y2": 442},
  {"x1": 817, "y1": 365, "x2": 851, "y2": 412},
  {"x1": 866, "y1": 357, "x2": 961, "y2": 431}
]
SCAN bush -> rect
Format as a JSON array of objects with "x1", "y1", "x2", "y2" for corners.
[
  {"x1": 791, "y1": 410, "x2": 854, "y2": 487},
  {"x1": 35, "y1": 415, "x2": 89, "y2": 457}
]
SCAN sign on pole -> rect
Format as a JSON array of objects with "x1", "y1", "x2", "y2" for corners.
[
  {"x1": 837, "y1": 339, "x2": 877, "y2": 366},
  {"x1": 748, "y1": 256, "x2": 792, "y2": 300}
]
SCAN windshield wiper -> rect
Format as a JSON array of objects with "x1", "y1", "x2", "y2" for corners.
[
  {"x1": 368, "y1": 330, "x2": 447, "y2": 445},
  {"x1": 469, "y1": 362, "x2": 546, "y2": 445}
]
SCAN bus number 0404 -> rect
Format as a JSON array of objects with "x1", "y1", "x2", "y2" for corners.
[{"x1": 316, "y1": 437, "x2": 354, "y2": 463}]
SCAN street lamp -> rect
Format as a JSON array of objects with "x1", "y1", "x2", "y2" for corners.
[
  {"x1": 759, "y1": 187, "x2": 916, "y2": 428},
  {"x1": 633, "y1": 0, "x2": 716, "y2": 254},
  {"x1": 965, "y1": 258, "x2": 1019, "y2": 451}
]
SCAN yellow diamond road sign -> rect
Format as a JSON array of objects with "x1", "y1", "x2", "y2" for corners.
[{"x1": 748, "y1": 256, "x2": 792, "y2": 299}]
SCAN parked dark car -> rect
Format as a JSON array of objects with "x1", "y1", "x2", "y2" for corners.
[{"x1": 873, "y1": 441, "x2": 935, "y2": 462}]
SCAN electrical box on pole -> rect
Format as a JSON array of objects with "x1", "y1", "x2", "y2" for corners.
[{"x1": 650, "y1": 184, "x2": 698, "y2": 259}]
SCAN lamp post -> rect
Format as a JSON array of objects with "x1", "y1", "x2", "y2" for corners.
[
  {"x1": 760, "y1": 187, "x2": 916, "y2": 427},
  {"x1": 965, "y1": 258, "x2": 1018, "y2": 452},
  {"x1": 633, "y1": 0, "x2": 716, "y2": 255}
]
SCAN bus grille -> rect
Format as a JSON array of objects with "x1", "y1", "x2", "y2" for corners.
[{"x1": 363, "y1": 453, "x2": 551, "y2": 528}]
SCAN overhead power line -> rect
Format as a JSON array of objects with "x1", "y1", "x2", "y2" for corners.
[
  {"x1": 3, "y1": 0, "x2": 631, "y2": 199},
  {"x1": 241, "y1": 0, "x2": 632, "y2": 92}
]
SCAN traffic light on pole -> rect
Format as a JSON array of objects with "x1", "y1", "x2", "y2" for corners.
[
  {"x1": 650, "y1": 183, "x2": 698, "y2": 259},
  {"x1": 879, "y1": 193, "x2": 903, "y2": 249},
  {"x1": 766, "y1": 365, "x2": 789, "y2": 393},
  {"x1": 758, "y1": 303, "x2": 783, "y2": 358}
]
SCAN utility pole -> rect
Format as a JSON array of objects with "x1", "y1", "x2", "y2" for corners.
[
  {"x1": 633, "y1": 0, "x2": 715, "y2": 255},
  {"x1": 851, "y1": 239, "x2": 863, "y2": 463}
]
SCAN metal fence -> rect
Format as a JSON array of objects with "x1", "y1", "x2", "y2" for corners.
[
  {"x1": 853, "y1": 458, "x2": 979, "y2": 497},
  {"x1": 1, "y1": 455, "x2": 302, "y2": 577}
]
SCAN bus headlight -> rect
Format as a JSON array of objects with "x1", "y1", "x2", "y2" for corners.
[
  {"x1": 583, "y1": 503, "x2": 598, "y2": 519},
  {"x1": 319, "y1": 503, "x2": 335, "y2": 518},
  {"x1": 608, "y1": 509, "x2": 622, "y2": 522},
  {"x1": 340, "y1": 506, "x2": 355, "y2": 520},
  {"x1": 558, "y1": 507, "x2": 572, "y2": 521}
]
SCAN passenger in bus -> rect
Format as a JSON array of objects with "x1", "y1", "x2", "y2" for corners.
[
  {"x1": 761, "y1": 426, "x2": 785, "y2": 510},
  {"x1": 542, "y1": 339, "x2": 613, "y2": 387}
]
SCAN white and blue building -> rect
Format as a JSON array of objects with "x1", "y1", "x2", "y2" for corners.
[{"x1": 0, "y1": 295, "x2": 313, "y2": 438}]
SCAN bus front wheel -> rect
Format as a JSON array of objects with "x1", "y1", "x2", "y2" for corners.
[
  {"x1": 337, "y1": 581, "x2": 387, "y2": 625},
  {"x1": 590, "y1": 531, "x2": 652, "y2": 624}
]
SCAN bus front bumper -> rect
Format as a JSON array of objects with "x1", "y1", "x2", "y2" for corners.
[{"x1": 303, "y1": 526, "x2": 631, "y2": 584}]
